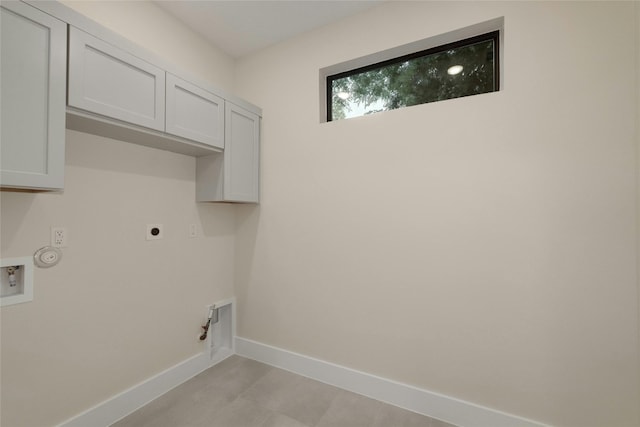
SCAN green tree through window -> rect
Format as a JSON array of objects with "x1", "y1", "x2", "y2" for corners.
[{"x1": 328, "y1": 32, "x2": 498, "y2": 121}]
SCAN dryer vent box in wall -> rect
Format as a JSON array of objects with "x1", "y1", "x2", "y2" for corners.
[{"x1": 207, "y1": 300, "x2": 235, "y2": 363}]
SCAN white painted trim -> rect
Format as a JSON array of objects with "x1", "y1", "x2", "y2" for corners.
[
  {"x1": 58, "y1": 297, "x2": 236, "y2": 427},
  {"x1": 235, "y1": 337, "x2": 550, "y2": 427},
  {"x1": 57, "y1": 352, "x2": 223, "y2": 427}
]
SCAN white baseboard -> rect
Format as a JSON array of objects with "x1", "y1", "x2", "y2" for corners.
[
  {"x1": 58, "y1": 350, "x2": 231, "y2": 427},
  {"x1": 58, "y1": 298, "x2": 236, "y2": 427},
  {"x1": 235, "y1": 337, "x2": 549, "y2": 427},
  {"x1": 57, "y1": 332, "x2": 548, "y2": 427}
]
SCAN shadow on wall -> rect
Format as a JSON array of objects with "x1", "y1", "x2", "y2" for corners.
[
  {"x1": 0, "y1": 191, "x2": 46, "y2": 255},
  {"x1": 196, "y1": 202, "x2": 243, "y2": 238},
  {"x1": 232, "y1": 203, "x2": 261, "y2": 306},
  {"x1": 64, "y1": 130, "x2": 195, "y2": 181}
]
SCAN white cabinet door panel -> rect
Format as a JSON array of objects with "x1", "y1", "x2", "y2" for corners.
[
  {"x1": 196, "y1": 103, "x2": 260, "y2": 203},
  {"x1": 68, "y1": 26, "x2": 165, "y2": 131},
  {"x1": 0, "y1": 1, "x2": 66, "y2": 190},
  {"x1": 224, "y1": 103, "x2": 260, "y2": 202},
  {"x1": 166, "y1": 73, "x2": 224, "y2": 149}
]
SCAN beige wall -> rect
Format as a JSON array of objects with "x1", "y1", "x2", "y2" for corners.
[
  {"x1": 636, "y1": 2, "x2": 640, "y2": 420},
  {"x1": 234, "y1": 2, "x2": 640, "y2": 427},
  {"x1": 637, "y1": 0, "x2": 640, "y2": 405},
  {"x1": 0, "y1": 2, "x2": 237, "y2": 426}
]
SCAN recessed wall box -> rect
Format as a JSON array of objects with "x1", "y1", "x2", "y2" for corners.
[
  {"x1": 1, "y1": 256, "x2": 34, "y2": 306},
  {"x1": 205, "y1": 298, "x2": 235, "y2": 363}
]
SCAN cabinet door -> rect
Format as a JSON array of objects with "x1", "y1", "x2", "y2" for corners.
[
  {"x1": 0, "y1": 1, "x2": 66, "y2": 190},
  {"x1": 68, "y1": 26, "x2": 165, "y2": 131},
  {"x1": 224, "y1": 103, "x2": 260, "y2": 203},
  {"x1": 166, "y1": 74, "x2": 224, "y2": 149}
]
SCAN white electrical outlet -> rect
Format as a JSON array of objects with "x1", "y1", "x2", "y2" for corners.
[
  {"x1": 189, "y1": 224, "x2": 198, "y2": 238},
  {"x1": 146, "y1": 224, "x2": 163, "y2": 240},
  {"x1": 51, "y1": 227, "x2": 68, "y2": 248}
]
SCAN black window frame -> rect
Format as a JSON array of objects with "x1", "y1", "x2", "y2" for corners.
[{"x1": 326, "y1": 31, "x2": 500, "y2": 122}]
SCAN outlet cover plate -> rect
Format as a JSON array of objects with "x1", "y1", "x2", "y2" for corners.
[{"x1": 51, "y1": 227, "x2": 68, "y2": 248}]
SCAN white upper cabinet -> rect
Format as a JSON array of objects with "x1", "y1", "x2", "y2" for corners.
[
  {"x1": 165, "y1": 74, "x2": 225, "y2": 149},
  {"x1": 196, "y1": 103, "x2": 260, "y2": 203},
  {"x1": 2, "y1": 1, "x2": 261, "y2": 200},
  {"x1": 68, "y1": 26, "x2": 165, "y2": 131},
  {"x1": 0, "y1": 1, "x2": 66, "y2": 190}
]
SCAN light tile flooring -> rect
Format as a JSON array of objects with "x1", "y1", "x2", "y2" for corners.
[{"x1": 112, "y1": 356, "x2": 457, "y2": 427}]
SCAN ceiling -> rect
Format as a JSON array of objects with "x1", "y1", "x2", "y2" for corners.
[{"x1": 153, "y1": 1, "x2": 383, "y2": 58}]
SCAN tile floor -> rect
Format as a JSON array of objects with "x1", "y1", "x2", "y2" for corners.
[{"x1": 112, "y1": 355, "x2": 457, "y2": 427}]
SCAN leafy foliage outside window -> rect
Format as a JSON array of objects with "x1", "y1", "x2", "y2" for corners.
[{"x1": 328, "y1": 32, "x2": 499, "y2": 121}]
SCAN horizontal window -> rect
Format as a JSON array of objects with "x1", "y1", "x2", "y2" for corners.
[{"x1": 327, "y1": 31, "x2": 499, "y2": 121}]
